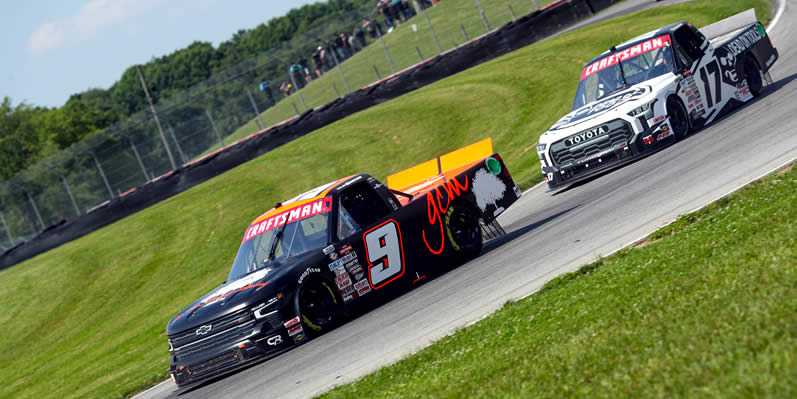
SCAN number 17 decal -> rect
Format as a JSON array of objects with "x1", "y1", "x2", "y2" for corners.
[{"x1": 364, "y1": 220, "x2": 405, "y2": 289}]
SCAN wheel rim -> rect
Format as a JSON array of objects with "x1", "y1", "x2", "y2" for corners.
[
  {"x1": 668, "y1": 99, "x2": 688, "y2": 138},
  {"x1": 449, "y1": 208, "x2": 480, "y2": 249},
  {"x1": 299, "y1": 282, "x2": 335, "y2": 329},
  {"x1": 745, "y1": 60, "x2": 762, "y2": 95}
]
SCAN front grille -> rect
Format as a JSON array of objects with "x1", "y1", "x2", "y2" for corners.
[
  {"x1": 174, "y1": 319, "x2": 256, "y2": 359},
  {"x1": 169, "y1": 308, "x2": 253, "y2": 349},
  {"x1": 189, "y1": 351, "x2": 240, "y2": 377},
  {"x1": 550, "y1": 119, "x2": 633, "y2": 166}
]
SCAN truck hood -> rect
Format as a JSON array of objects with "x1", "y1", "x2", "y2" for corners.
[
  {"x1": 166, "y1": 266, "x2": 283, "y2": 335},
  {"x1": 540, "y1": 74, "x2": 676, "y2": 144}
]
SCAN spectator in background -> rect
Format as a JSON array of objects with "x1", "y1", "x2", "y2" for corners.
[
  {"x1": 259, "y1": 79, "x2": 274, "y2": 104},
  {"x1": 326, "y1": 39, "x2": 338, "y2": 64},
  {"x1": 297, "y1": 54, "x2": 313, "y2": 82},
  {"x1": 312, "y1": 46, "x2": 324, "y2": 77},
  {"x1": 400, "y1": 0, "x2": 415, "y2": 20},
  {"x1": 289, "y1": 62, "x2": 305, "y2": 89},
  {"x1": 280, "y1": 81, "x2": 292, "y2": 97},
  {"x1": 340, "y1": 32, "x2": 352, "y2": 58},
  {"x1": 354, "y1": 25, "x2": 366, "y2": 48},
  {"x1": 334, "y1": 33, "x2": 347, "y2": 60},
  {"x1": 348, "y1": 31, "x2": 360, "y2": 53},
  {"x1": 378, "y1": 0, "x2": 395, "y2": 30}
]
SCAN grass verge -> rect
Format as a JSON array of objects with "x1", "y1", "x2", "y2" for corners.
[
  {"x1": 318, "y1": 164, "x2": 796, "y2": 398},
  {"x1": 0, "y1": 0, "x2": 772, "y2": 398}
]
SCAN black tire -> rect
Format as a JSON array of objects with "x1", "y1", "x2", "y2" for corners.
[
  {"x1": 744, "y1": 56, "x2": 763, "y2": 97},
  {"x1": 667, "y1": 96, "x2": 690, "y2": 141},
  {"x1": 297, "y1": 279, "x2": 340, "y2": 336},
  {"x1": 444, "y1": 203, "x2": 483, "y2": 260}
]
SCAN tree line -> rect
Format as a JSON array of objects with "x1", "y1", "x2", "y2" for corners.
[{"x1": 0, "y1": 0, "x2": 374, "y2": 181}]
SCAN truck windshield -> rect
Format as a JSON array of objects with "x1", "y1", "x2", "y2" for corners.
[
  {"x1": 573, "y1": 35, "x2": 675, "y2": 110},
  {"x1": 228, "y1": 205, "x2": 331, "y2": 282}
]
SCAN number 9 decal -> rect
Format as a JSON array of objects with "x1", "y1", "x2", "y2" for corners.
[{"x1": 364, "y1": 220, "x2": 405, "y2": 289}]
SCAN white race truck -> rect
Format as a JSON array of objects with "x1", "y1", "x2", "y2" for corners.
[{"x1": 536, "y1": 9, "x2": 778, "y2": 190}]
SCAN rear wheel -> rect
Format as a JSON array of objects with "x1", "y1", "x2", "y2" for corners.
[
  {"x1": 667, "y1": 96, "x2": 689, "y2": 141},
  {"x1": 297, "y1": 279, "x2": 340, "y2": 336},
  {"x1": 744, "y1": 56, "x2": 763, "y2": 97},
  {"x1": 445, "y1": 203, "x2": 483, "y2": 260}
]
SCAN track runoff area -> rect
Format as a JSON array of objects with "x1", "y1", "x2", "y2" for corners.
[{"x1": 137, "y1": 1, "x2": 794, "y2": 398}]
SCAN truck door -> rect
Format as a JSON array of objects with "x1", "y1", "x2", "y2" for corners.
[
  {"x1": 673, "y1": 25, "x2": 723, "y2": 122},
  {"x1": 335, "y1": 181, "x2": 405, "y2": 299}
]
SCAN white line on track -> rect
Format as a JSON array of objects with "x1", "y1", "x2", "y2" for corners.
[{"x1": 768, "y1": 0, "x2": 785, "y2": 33}]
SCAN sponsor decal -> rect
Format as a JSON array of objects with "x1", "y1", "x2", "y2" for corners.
[
  {"x1": 288, "y1": 325, "x2": 303, "y2": 336},
  {"x1": 344, "y1": 260, "x2": 365, "y2": 281},
  {"x1": 336, "y1": 276, "x2": 352, "y2": 290},
  {"x1": 513, "y1": 185, "x2": 521, "y2": 197},
  {"x1": 422, "y1": 175, "x2": 470, "y2": 254},
  {"x1": 341, "y1": 285, "x2": 356, "y2": 302},
  {"x1": 297, "y1": 267, "x2": 320, "y2": 285},
  {"x1": 717, "y1": 26, "x2": 764, "y2": 85},
  {"x1": 195, "y1": 324, "x2": 212, "y2": 336},
  {"x1": 660, "y1": 124, "x2": 669, "y2": 132},
  {"x1": 328, "y1": 252, "x2": 338, "y2": 261},
  {"x1": 336, "y1": 175, "x2": 363, "y2": 191},
  {"x1": 472, "y1": 169, "x2": 507, "y2": 213},
  {"x1": 333, "y1": 265, "x2": 348, "y2": 276},
  {"x1": 283, "y1": 316, "x2": 300, "y2": 328},
  {"x1": 581, "y1": 36, "x2": 671, "y2": 80},
  {"x1": 173, "y1": 270, "x2": 272, "y2": 321},
  {"x1": 657, "y1": 130, "x2": 673, "y2": 140},
  {"x1": 643, "y1": 135, "x2": 655, "y2": 145},
  {"x1": 338, "y1": 244, "x2": 353, "y2": 255},
  {"x1": 322, "y1": 245, "x2": 335, "y2": 255},
  {"x1": 293, "y1": 333, "x2": 307, "y2": 344},
  {"x1": 653, "y1": 116, "x2": 666, "y2": 124},
  {"x1": 328, "y1": 251, "x2": 357, "y2": 271},
  {"x1": 551, "y1": 87, "x2": 649, "y2": 129},
  {"x1": 266, "y1": 335, "x2": 283, "y2": 346},
  {"x1": 242, "y1": 197, "x2": 333, "y2": 243},
  {"x1": 354, "y1": 279, "x2": 372, "y2": 295},
  {"x1": 564, "y1": 125, "x2": 609, "y2": 147}
]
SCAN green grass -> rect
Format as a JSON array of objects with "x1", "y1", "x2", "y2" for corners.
[
  {"x1": 0, "y1": 0, "x2": 772, "y2": 398},
  {"x1": 196, "y1": 0, "x2": 560, "y2": 158},
  {"x1": 318, "y1": 164, "x2": 796, "y2": 398}
]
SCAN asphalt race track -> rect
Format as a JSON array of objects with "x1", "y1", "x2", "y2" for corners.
[{"x1": 137, "y1": 0, "x2": 796, "y2": 398}]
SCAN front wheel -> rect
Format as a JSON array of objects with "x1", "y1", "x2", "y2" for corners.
[
  {"x1": 445, "y1": 203, "x2": 483, "y2": 260},
  {"x1": 667, "y1": 97, "x2": 690, "y2": 141},
  {"x1": 744, "y1": 56, "x2": 763, "y2": 97},
  {"x1": 297, "y1": 279, "x2": 340, "y2": 336}
]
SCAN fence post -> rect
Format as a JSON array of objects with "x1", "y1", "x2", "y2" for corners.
[
  {"x1": 87, "y1": 151, "x2": 114, "y2": 200},
  {"x1": 292, "y1": 103, "x2": 300, "y2": 116},
  {"x1": 475, "y1": 0, "x2": 490, "y2": 32},
  {"x1": 373, "y1": 65, "x2": 382, "y2": 81},
  {"x1": 167, "y1": 125, "x2": 187, "y2": 164},
  {"x1": 416, "y1": 47, "x2": 425, "y2": 62},
  {"x1": 119, "y1": 132, "x2": 150, "y2": 182},
  {"x1": 288, "y1": 73, "x2": 309, "y2": 111},
  {"x1": 205, "y1": 108, "x2": 225, "y2": 148},
  {"x1": 461, "y1": 24, "x2": 469, "y2": 42},
  {"x1": 136, "y1": 65, "x2": 177, "y2": 171},
  {"x1": 372, "y1": 22, "x2": 396, "y2": 74},
  {"x1": 420, "y1": 6, "x2": 442, "y2": 55},
  {"x1": 508, "y1": 5, "x2": 516, "y2": 21},
  {"x1": 0, "y1": 212, "x2": 13, "y2": 246},
  {"x1": 327, "y1": 46, "x2": 351, "y2": 94},
  {"x1": 532, "y1": 0, "x2": 540, "y2": 11},
  {"x1": 41, "y1": 161, "x2": 80, "y2": 217},
  {"x1": 245, "y1": 86, "x2": 267, "y2": 128},
  {"x1": 7, "y1": 181, "x2": 45, "y2": 232}
]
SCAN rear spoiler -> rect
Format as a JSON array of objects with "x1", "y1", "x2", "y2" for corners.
[
  {"x1": 700, "y1": 8, "x2": 757, "y2": 41},
  {"x1": 387, "y1": 138, "x2": 493, "y2": 192}
]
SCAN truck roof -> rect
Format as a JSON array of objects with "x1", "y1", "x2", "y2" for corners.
[{"x1": 585, "y1": 21, "x2": 686, "y2": 66}]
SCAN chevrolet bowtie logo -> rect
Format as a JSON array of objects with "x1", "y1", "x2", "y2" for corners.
[{"x1": 196, "y1": 325, "x2": 212, "y2": 336}]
